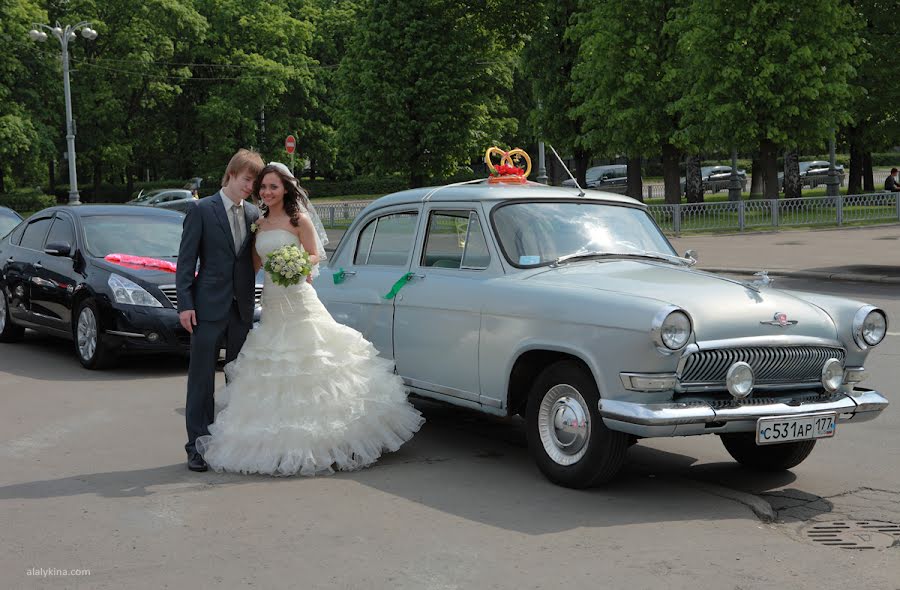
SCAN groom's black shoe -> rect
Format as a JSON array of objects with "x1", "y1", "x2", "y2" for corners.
[{"x1": 187, "y1": 452, "x2": 208, "y2": 472}]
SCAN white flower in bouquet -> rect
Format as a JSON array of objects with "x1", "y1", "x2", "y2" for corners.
[{"x1": 264, "y1": 244, "x2": 312, "y2": 287}]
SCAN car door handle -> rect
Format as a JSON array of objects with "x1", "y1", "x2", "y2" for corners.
[
  {"x1": 411, "y1": 273, "x2": 426, "y2": 279},
  {"x1": 6, "y1": 257, "x2": 13, "y2": 263},
  {"x1": 34, "y1": 262, "x2": 43, "y2": 269}
]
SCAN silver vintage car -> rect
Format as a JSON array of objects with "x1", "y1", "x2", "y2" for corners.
[{"x1": 315, "y1": 180, "x2": 889, "y2": 488}]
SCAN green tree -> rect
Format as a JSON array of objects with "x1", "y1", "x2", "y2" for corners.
[
  {"x1": 336, "y1": 0, "x2": 527, "y2": 187},
  {"x1": 0, "y1": 0, "x2": 52, "y2": 192},
  {"x1": 572, "y1": 0, "x2": 687, "y2": 203},
  {"x1": 845, "y1": 0, "x2": 900, "y2": 193},
  {"x1": 522, "y1": 0, "x2": 594, "y2": 189},
  {"x1": 671, "y1": 0, "x2": 863, "y2": 199}
]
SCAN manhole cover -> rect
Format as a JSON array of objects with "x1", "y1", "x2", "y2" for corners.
[{"x1": 803, "y1": 521, "x2": 900, "y2": 549}]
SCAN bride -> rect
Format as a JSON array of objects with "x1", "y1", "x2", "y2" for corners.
[{"x1": 195, "y1": 162, "x2": 424, "y2": 476}]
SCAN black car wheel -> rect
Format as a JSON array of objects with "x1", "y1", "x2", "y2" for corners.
[
  {"x1": 0, "y1": 289, "x2": 24, "y2": 342},
  {"x1": 73, "y1": 298, "x2": 115, "y2": 369},
  {"x1": 720, "y1": 433, "x2": 816, "y2": 471},
  {"x1": 526, "y1": 360, "x2": 629, "y2": 488}
]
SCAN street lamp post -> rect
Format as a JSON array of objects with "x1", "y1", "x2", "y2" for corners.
[
  {"x1": 536, "y1": 142, "x2": 548, "y2": 185},
  {"x1": 825, "y1": 127, "x2": 840, "y2": 198},
  {"x1": 29, "y1": 22, "x2": 98, "y2": 205}
]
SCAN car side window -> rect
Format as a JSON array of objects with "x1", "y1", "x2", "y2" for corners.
[
  {"x1": 8, "y1": 222, "x2": 26, "y2": 245},
  {"x1": 422, "y1": 211, "x2": 490, "y2": 270},
  {"x1": 46, "y1": 216, "x2": 76, "y2": 247},
  {"x1": 19, "y1": 217, "x2": 53, "y2": 251},
  {"x1": 353, "y1": 211, "x2": 418, "y2": 266}
]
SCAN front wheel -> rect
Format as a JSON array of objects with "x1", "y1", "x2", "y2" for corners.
[
  {"x1": 525, "y1": 360, "x2": 629, "y2": 488},
  {"x1": 720, "y1": 433, "x2": 816, "y2": 471},
  {"x1": 73, "y1": 299, "x2": 116, "y2": 369},
  {"x1": 0, "y1": 289, "x2": 24, "y2": 342}
]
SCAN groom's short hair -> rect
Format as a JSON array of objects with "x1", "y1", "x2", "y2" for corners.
[{"x1": 221, "y1": 149, "x2": 264, "y2": 187}]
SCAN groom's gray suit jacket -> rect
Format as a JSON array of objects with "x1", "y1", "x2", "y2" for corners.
[{"x1": 176, "y1": 192, "x2": 260, "y2": 324}]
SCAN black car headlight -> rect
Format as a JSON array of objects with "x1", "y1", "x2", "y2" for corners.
[{"x1": 108, "y1": 273, "x2": 162, "y2": 307}]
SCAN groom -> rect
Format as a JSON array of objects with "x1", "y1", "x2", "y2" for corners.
[{"x1": 176, "y1": 149, "x2": 263, "y2": 472}]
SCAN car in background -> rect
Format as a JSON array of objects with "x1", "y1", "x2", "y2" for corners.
[
  {"x1": 315, "y1": 179, "x2": 889, "y2": 487},
  {"x1": 561, "y1": 165, "x2": 631, "y2": 194},
  {"x1": 0, "y1": 205, "x2": 262, "y2": 369},
  {"x1": 778, "y1": 161, "x2": 845, "y2": 190},
  {"x1": 128, "y1": 188, "x2": 197, "y2": 213},
  {"x1": 0, "y1": 206, "x2": 23, "y2": 237},
  {"x1": 681, "y1": 165, "x2": 748, "y2": 194}
]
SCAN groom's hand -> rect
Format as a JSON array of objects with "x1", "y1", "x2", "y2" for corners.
[{"x1": 179, "y1": 310, "x2": 197, "y2": 334}]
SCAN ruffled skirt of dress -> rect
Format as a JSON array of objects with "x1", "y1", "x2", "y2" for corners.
[{"x1": 195, "y1": 281, "x2": 424, "y2": 476}]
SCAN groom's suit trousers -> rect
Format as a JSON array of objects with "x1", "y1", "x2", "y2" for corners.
[{"x1": 184, "y1": 300, "x2": 250, "y2": 454}]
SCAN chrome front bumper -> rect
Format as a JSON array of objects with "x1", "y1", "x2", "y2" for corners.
[{"x1": 599, "y1": 388, "x2": 888, "y2": 438}]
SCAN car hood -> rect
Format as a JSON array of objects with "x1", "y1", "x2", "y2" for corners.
[
  {"x1": 90, "y1": 256, "x2": 180, "y2": 285},
  {"x1": 524, "y1": 260, "x2": 838, "y2": 342}
]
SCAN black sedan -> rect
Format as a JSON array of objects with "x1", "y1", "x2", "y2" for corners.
[
  {"x1": 0, "y1": 205, "x2": 262, "y2": 369},
  {"x1": 0, "y1": 206, "x2": 22, "y2": 237}
]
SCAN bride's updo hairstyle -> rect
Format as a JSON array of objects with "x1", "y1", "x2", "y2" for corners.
[{"x1": 254, "y1": 164, "x2": 310, "y2": 228}]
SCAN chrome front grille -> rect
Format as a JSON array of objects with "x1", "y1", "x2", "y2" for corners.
[
  {"x1": 158, "y1": 285, "x2": 263, "y2": 309},
  {"x1": 679, "y1": 346, "x2": 845, "y2": 389}
]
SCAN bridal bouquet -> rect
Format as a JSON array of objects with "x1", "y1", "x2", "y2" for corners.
[{"x1": 264, "y1": 244, "x2": 313, "y2": 287}]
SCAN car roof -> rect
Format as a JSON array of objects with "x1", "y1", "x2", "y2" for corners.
[
  {"x1": 367, "y1": 180, "x2": 646, "y2": 210},
  {"x1": 35, "y1": 204, "x2": 186, "y2": 218}
]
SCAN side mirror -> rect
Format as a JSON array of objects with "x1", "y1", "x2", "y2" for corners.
[
  {"x1": 44, "y1": 242, "x2": 72, "y2": 257},
  {"x1": 684, "y1": 249, "x2": 698, "y2": 264}
]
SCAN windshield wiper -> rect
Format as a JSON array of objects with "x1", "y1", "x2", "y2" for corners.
[{"x1": 553, "y1": 250, "x2": 693, "y2": 267}]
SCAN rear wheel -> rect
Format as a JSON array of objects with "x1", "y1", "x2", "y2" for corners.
[
  {"x1": 720, "y1": 433, "x2": 816, "y2": 471},
  {"x1": 74, "y1": 299, "x2": 116, "y2": 369},
  {"x1": 525, "y1": 360, "x2": 629, "y2": 488},
  {"x1": 0, "y1": 289, "x2": 24, "y2": 342}
]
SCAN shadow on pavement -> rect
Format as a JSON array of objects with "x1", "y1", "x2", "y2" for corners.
[{"x1": 0, "y1": 331, "x2": 189, "y2": 381}]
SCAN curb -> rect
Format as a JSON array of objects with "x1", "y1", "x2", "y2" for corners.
[{"x1": 701, "y1": 267, "x2": 900, "y2": 285}]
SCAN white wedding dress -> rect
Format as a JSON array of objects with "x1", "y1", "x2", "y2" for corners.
[{"x1": 195, "y1": 229, "x2": 424, "y2": 476}]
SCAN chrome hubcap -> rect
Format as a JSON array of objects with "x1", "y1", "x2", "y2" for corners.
[
  {"x1": 0, "y1": 292, "x2": 6, "y2": 332},
  {"x1": 77, "y1": 307, "x2": 97, "y2": 360},
  {"x1": 537, "y1": 384, "x2": 591, "y2": 466}
]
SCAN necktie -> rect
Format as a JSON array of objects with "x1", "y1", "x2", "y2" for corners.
[{"x1": 231, "y1": 204, "x2": 243, "y2": 251}]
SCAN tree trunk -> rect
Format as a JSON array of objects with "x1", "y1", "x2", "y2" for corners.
[
  {"x1": 574, "y1": 149, "x2": 589, "y2": 189},
  {"x1": 783, "y1": 149, "x2": 801, "y2": 199},
  {"x1": 760, "y1": 140, "x2": 779, "y2": 199},
  {"x1": 662, "y1": 143, "x2": 682, "y2": 204},
  {"x1": 750, "y1": 155, "x2": 764, "y2": 198},
  {"x1": 93, "y1": 159, "x2": 102, "y2": 192},
  {"x1": 48, "y1": 160, "x2": 56, "y2": 192},
  {"x1": 626, "y1": 156, "x2": 643, "y2": 202},
  {"x1": 125, "y1": 168, "x2": 134, "y2": 197},
  {"x1": 684, "y1": 155, "x2": 703, "y2": 203},
  {"x1": 848, "y1": 129, "x2": 863, "y2": 194},
  {"x1": 0, "y1": 158, "x2": 5, "y2": 193},
  {"x1": 863, "y1": 151, "x2": 874, "y2": 191}
]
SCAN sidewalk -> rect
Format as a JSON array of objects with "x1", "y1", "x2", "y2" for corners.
[
  {"x1": 325, "y1": 223, "x2": 900, "y2": 285},
  {"x1": 670, "y1": 224, "x2": 900, "y2": 284}
]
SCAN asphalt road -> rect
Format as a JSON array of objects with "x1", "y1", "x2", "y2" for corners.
[{"x1": 1, "y1": 277, "x2": 898, "y2": 589}]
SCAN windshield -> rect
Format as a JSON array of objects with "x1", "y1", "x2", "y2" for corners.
[
  {"x1": 0, "y1": 214, "x2": 21, "y2": 237},
  {"x1": 492, "y1": 201, "x2": 676, "y2": 267},
  {"x1": 82, "y1": 215, "x2": 183, "y2": 258},
  {"x1": 131, "y1": 189, "x2": 166, "y2": 203}
]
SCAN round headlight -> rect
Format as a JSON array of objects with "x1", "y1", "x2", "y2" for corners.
[
  {"x1": 660, "y1": 311, "x2": 692, "y2": 350},
  {"x1": 726, "y1": 362, "x2": 754, "y2": 399},
  {"x1": 821, "y1": 358, "x2": 844, "y2": 393},
  {"x1": 853, "y1": 307, "x2": 887, "y2": 349}
]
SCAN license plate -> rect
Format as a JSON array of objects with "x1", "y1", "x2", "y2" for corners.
[{"x1": 756, "y1": 413, "x2": 836, "y2": 445}]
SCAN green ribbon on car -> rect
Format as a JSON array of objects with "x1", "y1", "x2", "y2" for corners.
[
  {"x1": 332, "y1": 268, "x2": 347, "y2": 285},
  {"x1": 383, "y1": 272, "x2": 414, "y2": 300}
]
